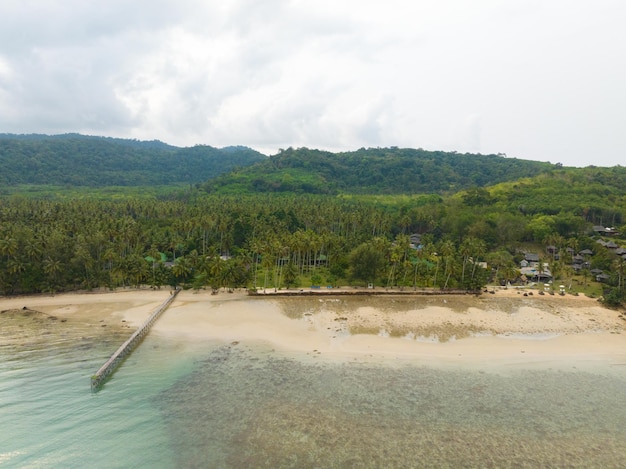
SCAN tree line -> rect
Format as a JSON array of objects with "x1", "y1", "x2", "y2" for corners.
[{"x1": 0, "y1": 188, "x2": 623, "y2": 304}]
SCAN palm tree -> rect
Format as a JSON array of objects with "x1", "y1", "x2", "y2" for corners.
[
  {"x1": 432, "y1": 253, "x2": 440, "y2": 288},
  {"x1": 486, "y1": 250, "x2": 514, "y2": 286},
  {"x1": 470, "y1": 239, "x2": 487, "y2": 283},
  {"x1": 544, "y1": 233, "x2": 564, "y2": 261},
  {"x1": 146, "y1": 245, "x2": 162, "y2": 288},
  {"x1": 24, "y1": 238, "x2": 42, "y2": 263},
  {"x1": 261, "y1": 249, "x2": 274, "y2": 291},
  {"x1": 612, "y1": 257, "x2": 625, "y2": 296},
  {"x1": 172, "y1": 257, "x2": 192, "y2": 286},
  {"x1": 102, "y1": 246, "x2": 118, "y2": 288},
  {"x1": 43, "y1": 257, "x2": 62, "y2": 292},
  {"x1": 387, "y1": 235, "x2": 409, "y2": 288},
  {"x1": 283, "y1": 261, "x2": 299, "y2": 289},
  {"x1": 459, "y1": 237, "x2": 474, "y2": 284},
  {"x1": 0, "y1": 235, "x2": 17, "y2": 262},
  {"x1": 72, "y1": 240, "x2": 94, "y2": 289},
  {"x1": 275, "y1": 240, "x2": 290, "y2": 291},
  {"x1": 7, "y1": 258, "x2": 26, "y2": 275},
  {"x1": 566, "y1": 237, "x2": 579, "y2": 263},
  {"x1": 206, "y1": 252, "x2": 224, "y2": 292},
  {"x1": 439, "y1": 239, "x2": 455, "y2": 289}
]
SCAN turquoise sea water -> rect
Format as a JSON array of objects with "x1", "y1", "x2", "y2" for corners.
[{"x1": 3, "y1": 307, "x2": 626, "y2": 468}]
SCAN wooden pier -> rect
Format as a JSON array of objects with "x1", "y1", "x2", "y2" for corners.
[{"x1": 91, "y1": 289, "x2": 180, "y2": 391}]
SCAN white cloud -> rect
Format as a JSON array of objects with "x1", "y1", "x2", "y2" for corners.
[{"x1": 0, "y1": 0, "x2": 624, "y2": 166}]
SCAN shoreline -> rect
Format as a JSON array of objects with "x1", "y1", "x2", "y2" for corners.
[{"x1": 2, "y1": 287, "x2": 625, "y2": 371}]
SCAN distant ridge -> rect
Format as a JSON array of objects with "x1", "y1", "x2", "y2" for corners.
[
  {"x1": 202, "y1": 146, "x2": 556, "y2": 195},
  {"x1": 0, "y1": 133, "x2": 266, "y2": 186}
]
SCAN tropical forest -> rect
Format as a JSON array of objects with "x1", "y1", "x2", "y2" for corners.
[{"x1": 1, "y1": 134, "x2": 625, "y2": 306}]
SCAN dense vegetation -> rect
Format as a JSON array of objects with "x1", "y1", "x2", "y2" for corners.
[
  {"x1": 0, "y1": 134, "x2": 265, "y2": 187},
  {"x1": 0, "y1": 136, "x2": 623, "y2": 305},
  {"x1": 1, "y1": 163, "x2": 624, "y2": 305},
  {"x1": 203, "y1": 147, "x2": 555, "y2": 195}
]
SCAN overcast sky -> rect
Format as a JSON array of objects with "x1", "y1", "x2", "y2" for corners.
[{"x1": 0, "y1": 1, "x2": 624, "y2": 166}]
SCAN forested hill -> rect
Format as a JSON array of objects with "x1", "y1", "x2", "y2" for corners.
[
  {"x1": 202, "y1": 147, "x2": 556, "y2": 195},
  {"x1": 0, "y1": 134, "x2": 266, "y2": 186}
]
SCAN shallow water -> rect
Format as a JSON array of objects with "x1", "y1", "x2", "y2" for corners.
[
  {"x1": 2, "y1": 304, "x2": 626, "y2": 468},
  {"x1": 0, "y1": 327, "x2": 192, "y2": 468},
  {"x1": 158, "y1": 343, "x2": 626, "y2": 468}
]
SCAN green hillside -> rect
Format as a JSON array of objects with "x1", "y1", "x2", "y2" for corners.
[
  {"x1": 202, "y1": 147, "x2": 556, "y2": 195},
  {"x1": 487, "y1": 166, "x2": 626, "y2": 220},
  {"x1": 0, "y1": 133, "x2": 266, "y2": 187},
  {"x1": 440, "y1": 166, "x2": 626, "y2": 243}
]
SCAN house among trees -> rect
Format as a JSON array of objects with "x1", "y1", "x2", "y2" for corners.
[
  {"x1": 568, "y1": 248, "x2": 593, "y2": 272},
  {"x1": 524, "y1": 253, "x2": 540, "y2": 265},
  {"x1": 593, "y1": 226, "x2": 621, "y2": 236},
  {"x1": 409, "y1": 234, "x2": 422, "y2": 250},
  {"x1": 545, "y1": 245, "x2": 560, "y2": 260},
  {"x1": 522, "y1": 268, "x2": 552, "y2": 283},
  {"x1": 519, "y1": 253, "x2": 552, "y2": 283}
]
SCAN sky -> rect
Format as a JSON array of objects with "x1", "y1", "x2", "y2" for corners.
[{"x1": 0, "y1": 1, "x2": 624, "y2": 167}]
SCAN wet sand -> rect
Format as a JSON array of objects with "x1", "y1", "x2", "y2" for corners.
[
  {"x1": 2, "y1": 288, "x2": 625, "y2": 370},
  {"x1": 154, "y1": 289, "x2": 626, "y2": 370},
  {"x1": 0, "y1": 289, "x2": 170, "y2": 347}
]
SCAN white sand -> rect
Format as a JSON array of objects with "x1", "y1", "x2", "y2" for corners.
[
  {"x1": 3, "y1": 288, "x2": 625, "y2": 370},
  {"x1": 154, "y1": 289, "x2": 626, "y2": 370}
]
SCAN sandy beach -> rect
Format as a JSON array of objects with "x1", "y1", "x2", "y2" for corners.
[{"x1": 3, "y1": 287, "x2": 625, "y2": 371}]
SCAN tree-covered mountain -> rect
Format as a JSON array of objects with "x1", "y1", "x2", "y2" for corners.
[
  {"x1": 0, "y1": 133, "x2": 266, "y2": 186},
  {"x1": 202, "y1": 147, "x2": 556, "y2": 195}
]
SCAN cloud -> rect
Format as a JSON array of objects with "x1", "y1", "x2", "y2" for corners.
[{"x1": 0, "y1": 0, "x2": 624, "y2": 166}]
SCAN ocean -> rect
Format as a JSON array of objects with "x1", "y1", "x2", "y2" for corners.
[{"x1": 2, "y1": 304, "x2": 626, "y2": 468}]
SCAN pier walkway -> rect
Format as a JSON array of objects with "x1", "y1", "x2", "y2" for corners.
[{"x1": 91, "y1": 289, "x2": 180, "y2": 391}]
